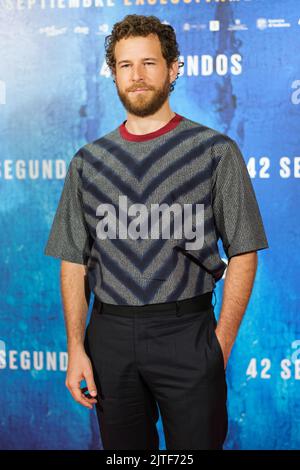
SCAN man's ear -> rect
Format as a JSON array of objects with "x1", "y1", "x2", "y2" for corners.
[{"x1": 169, "y1": 59, "x2": 179, "y2": 83}]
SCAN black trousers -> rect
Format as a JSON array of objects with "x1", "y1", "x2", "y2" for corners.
[{"x1": 84, "y1": 292, "x2": 228, "y2": 450}]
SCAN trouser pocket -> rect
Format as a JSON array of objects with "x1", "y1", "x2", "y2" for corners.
[
  {"x1": 205, "y1": 307, "x2": 226, "y2": 376},
  {"x1": 211, "y1": 309, "x2": 226, "y2": 371}
]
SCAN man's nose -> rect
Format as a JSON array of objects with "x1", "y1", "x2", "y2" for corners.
[{"x1": 131, "y1": 64, "x2": 146, "y2": 81}]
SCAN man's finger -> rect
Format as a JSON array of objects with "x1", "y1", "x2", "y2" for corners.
[
  {"x1": 81, "y1": 387, "x2": 98, "y2": 403},
  {"x1": 84, "y1": 371, "x2": 98, "y2": 397},
  {"x1": 69, "y1": 384, "x2": 94, "y2": 408}
]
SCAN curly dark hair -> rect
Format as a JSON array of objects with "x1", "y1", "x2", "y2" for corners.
[{"x1": 104, "y1": 14, "x2": 184, "y2": 93}]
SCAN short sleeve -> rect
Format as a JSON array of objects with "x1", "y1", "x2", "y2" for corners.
[
  {"x1": 212, "y1": 138, "x2": 269, "y2": 259},
  {"x1": 44, "y1": 152, "x2": 92, "y2": 265}
]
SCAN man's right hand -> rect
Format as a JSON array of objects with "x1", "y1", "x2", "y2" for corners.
[{"x1": 65, "y1": 347, "x2": 98, "y2": 409}]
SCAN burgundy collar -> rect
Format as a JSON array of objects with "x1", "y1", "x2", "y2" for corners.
[{"x1": 119, "y1": 113, "x2": 184, "y2": 142}]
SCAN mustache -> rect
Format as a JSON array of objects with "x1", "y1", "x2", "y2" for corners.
[{"x1": 128, "y1": 87, "x2": 152, "y2": 92}]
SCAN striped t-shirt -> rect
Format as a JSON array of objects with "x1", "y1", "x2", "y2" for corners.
[{"x1": 44, "y1": 112, "x2": 269, "y2": 305}]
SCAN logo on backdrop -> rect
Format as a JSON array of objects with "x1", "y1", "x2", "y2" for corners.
[
  {"x1": 0, "y1": 80, "x2": 6, "y2": 105},
  {"x1": 0, "y1": 340, "x2": 67, "y2": 372},
  {"x1": 256, "y1": 17, "x2": 291, "y2": 30},
  {"x1": 291, "y1": 80, "x2": 300, "y2": 105}
]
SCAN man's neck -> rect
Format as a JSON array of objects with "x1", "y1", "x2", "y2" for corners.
[{"x1": 124, "y1": 110, "x2": 176, "y2": 135}]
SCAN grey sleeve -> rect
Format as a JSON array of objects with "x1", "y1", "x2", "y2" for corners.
[
  {"x1": 212, "y1": 138, "x2": 269, "y2": 259},
  {"x1": 44, "y1": 152, "x2": 92, "y2": 265}
]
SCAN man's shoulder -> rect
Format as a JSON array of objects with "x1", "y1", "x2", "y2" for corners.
[
  {"x1": 65, "y1": 127, "x2": 122, "y2": 187},
  {"x1": 179, "y1": 116, "x2": 237, "y2": 172},
  {"x1": 79, "y1": 126, "x2": 120, "y2": 155},
  {"x1": 180, "y1": 115, "x2": 235, "y2": 147},
  {"x1": 69, "y1": 127, "x2": 120, "y2": 177}
]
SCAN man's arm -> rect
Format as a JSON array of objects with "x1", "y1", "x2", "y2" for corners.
[
  {"x1": 61, "y1": 260, "x2": 98, "y2": 409},
  {"x1": 215, "y1": 251, "x2": 258, "y2": 369},
  {"x1": 60, "y1": 260, "x2": 90, "y2": 351}
]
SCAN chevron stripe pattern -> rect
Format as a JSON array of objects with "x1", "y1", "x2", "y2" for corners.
[{"x1": 45, "y1": 113, "x2": 269, "y2": 305}]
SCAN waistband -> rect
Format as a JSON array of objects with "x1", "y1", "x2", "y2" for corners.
[{"x1": 92, "y1": 292, "x2": 213, "y2": 317}]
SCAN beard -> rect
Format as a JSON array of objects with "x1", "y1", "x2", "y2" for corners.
[{"x1": 115, "y1": 72, "x2": 171, "y2": 118}]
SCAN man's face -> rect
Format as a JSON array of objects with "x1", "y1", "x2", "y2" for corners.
[{"x1": 112, "y1": 34, "x2": 178, "y2": 117}]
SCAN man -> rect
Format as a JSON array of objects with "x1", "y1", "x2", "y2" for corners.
[{"x1": 44, "y1": 14, "x2": 269, "y2": 450}]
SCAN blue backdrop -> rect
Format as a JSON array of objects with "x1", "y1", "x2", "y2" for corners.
[{"x1": 1, "y1": 0, "x2": 299, "y2": 450}]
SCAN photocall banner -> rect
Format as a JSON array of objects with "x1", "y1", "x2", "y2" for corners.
[{"x1": 0, "y1": 0, "x2": 299, "y2": 450}]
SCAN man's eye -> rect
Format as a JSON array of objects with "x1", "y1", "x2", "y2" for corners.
[{"x1": 121, "y1": 63, "x2": 155, "y2": 68}]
